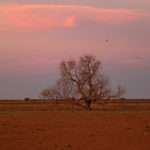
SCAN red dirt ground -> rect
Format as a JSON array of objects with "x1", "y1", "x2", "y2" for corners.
[{"x1": 0, "y1": 110, "x2": 150, "y2": 150}]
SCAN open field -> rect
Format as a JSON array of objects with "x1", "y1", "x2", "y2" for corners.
[{"x1": 0, "y1": 100, "x2": 150, "y2": 150}]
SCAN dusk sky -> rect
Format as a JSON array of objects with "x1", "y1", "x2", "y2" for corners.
[{"x1": 0, "y1": 0, "x2": 150, "y2": 99}]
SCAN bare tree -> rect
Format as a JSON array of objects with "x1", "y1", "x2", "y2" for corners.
[
  {"x1": 60, "y1": 55, "x2": 111, "y2": 110},
  {"x1": 40, "y1": 78, "x2": 76, "y2": 100},
  {"x1": 40, "y1": 88, "x2": 51, "y2": 99},
  {"x1": 116, "y1": 84, "x2": 126, "y2": 99},
  {"x1": 55, "y1": 78, "x2": 77, "y2": 100}
]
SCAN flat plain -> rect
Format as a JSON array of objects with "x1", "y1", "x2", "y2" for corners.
[{"x1": 0, "y1": 100, "x2": 150, "y2": 150}]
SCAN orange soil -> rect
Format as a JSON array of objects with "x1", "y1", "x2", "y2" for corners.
[{"x1": 0, "y1": 110, "x2": 150, "y2": 150}]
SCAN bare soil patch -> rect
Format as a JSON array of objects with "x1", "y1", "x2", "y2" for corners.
[{"x1": 0, "y1": 103, "x2": 150, "y2": 150}]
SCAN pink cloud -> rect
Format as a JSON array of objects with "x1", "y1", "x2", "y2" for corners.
[
  {"x1": 63, "y1": 16, "x2": 77, "y2": 28},
  {"x1": 0, "y1": 4, "x2": 148, "y2": 31}
]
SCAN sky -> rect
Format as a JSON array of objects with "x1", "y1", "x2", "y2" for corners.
[{"x1": 0, "y1": 0, "x2": 150, "y2": 99}]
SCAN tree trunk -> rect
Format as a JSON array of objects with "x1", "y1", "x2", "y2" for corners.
[{"x1": 85, "y1": 99, "x2": 92, "y2": 111}]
